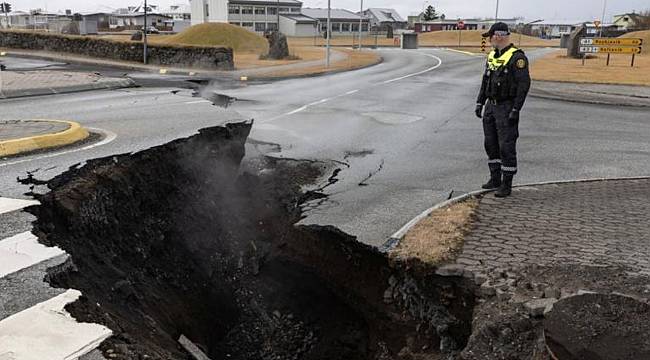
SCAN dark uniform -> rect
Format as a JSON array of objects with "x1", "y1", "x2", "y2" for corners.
[{"x1": 475, "y1": 23, "x2": 531, "y2": 197}]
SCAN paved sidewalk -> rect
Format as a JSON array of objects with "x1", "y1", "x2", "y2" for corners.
[
  {"x1": 0, "y1": 70, "x2": 135, "y2": 99},
  {"x1": 530, "y1": 80, "x2": 650, "y2": 107},
  {"x1": 455, "y1": 178, "x2": 650, "y2": 277}
]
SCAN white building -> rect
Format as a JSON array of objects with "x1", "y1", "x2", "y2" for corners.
[
  {"x1": 190, "y1": 0, "x2": 301, "y2": 30},
  {"x1": 529, "y1": 20, "x2": 581, "y2": 38},
  {"x1": 360, "y1": 8, "x2": 406, "y2": 31},
  {"x1": 301, "y1": 8, "x2": 369, "y2": 35}
]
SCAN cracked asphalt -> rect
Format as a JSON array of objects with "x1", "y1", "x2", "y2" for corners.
[{"x1": 1, "y1": 48, "x2": 650, "y2": 246}]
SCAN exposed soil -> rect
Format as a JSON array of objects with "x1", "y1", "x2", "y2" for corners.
[
  {"x1": 545, "y1": 293, "x2": 650, "y2": 360},
  {"x1": 26, "y1": 122, "x2": 475, "y2": 360},
  {"x1": 22, "y1": 122, "x2": 650, "y2": 360}
]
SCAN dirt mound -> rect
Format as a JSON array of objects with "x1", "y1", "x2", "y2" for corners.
[
  {"x1": 163, "y1": 23, "x2": 269, "y2": 53},
  {"x1": 544, "y1": 293, "x2": 650, "y2": 360},
  {"x1": 27, "y1": 122, "x2": 475, "y2": 359},
  {"x1": 418, "y1": 30, "x2": 558, "y2": 47}
]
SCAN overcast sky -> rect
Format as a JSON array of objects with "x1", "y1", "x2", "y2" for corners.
[{"x1": 17, "y1": 0, "x2": 650, "y2": 22}]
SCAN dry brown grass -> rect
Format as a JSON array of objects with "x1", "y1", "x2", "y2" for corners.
[
  {"x1": 391, "y1": 198, "x2": 478, "y2": 265},
  {"x1": 254, "y1": 48, "x2": 381, "y2": 78},
  {"x1": 531, "y1": 49, "x2": 650, "y2": 86}
]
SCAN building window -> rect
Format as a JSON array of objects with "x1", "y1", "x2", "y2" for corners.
[
  {"x1": 255, "y1": 22, "x2": 266, "y2": 31},
  {"x1": 321, "y1": 23, "x2": 327, "y2": 32},
  {"x1": 279, "y1": 8, "x2": 289, "y2": 13},
  {"x1": 255, "y1": 7, "x2": 265, "y2": 15},
  {"x1": 241, "y1": 6, "x2": 253, "y2": 15},
  {"x1": 341, "y1": 23, "x2": 350, "y2": 32},
  {"x1": 242, "y1": 22, "x2": 253, "y2": 28},
  {"x1": 267, "y1": 22, "x2": 278, "y2": 31},
  {"x1": 205, "y1": 4, "x2": 209, "y2": 17},
  {"x1": 229, "y1": 6, "x2": 240, "y2": 14},
  {"x1": 362, "y1": 23, "x2": 368, "y2": 31},
  {"x1": 267, "y1": 7, "x2": 277, "y2": 15},
  {"x1": 229, "y1": 21, "x2": 241, "y2": 26},
  {"x1": 352, "y1": 23, "x2": 359, "y2": 31},
  {"x1": 290, "y1": 7, "x2": 300, "y2": 13}
]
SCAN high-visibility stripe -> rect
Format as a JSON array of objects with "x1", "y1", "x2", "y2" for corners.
[
  {"x1": 488, "y1": 159, "x2": 502, "y2": 164},
  {"x1": 501, "y1": 166, "x2": 517, "y2": 172},
  {"x1": 487, "y1": 47, "x2": 519, "y2": 71}
]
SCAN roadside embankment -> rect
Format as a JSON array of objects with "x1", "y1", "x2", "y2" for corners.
[{"x1": 0, "y1": 30, "x2": 233, "y2": 70}]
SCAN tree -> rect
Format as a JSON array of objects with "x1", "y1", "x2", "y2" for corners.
[
  {"x1": 637, "y1": 10, "x2": 650, "y2": 30},
  {"x1": 422, "y1": 5, "x2": 440, "y2": 21}
]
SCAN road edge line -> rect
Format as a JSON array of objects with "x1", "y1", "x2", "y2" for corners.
[{"x1": 0, "y1": 120, "x2": 89, "y2": 158}]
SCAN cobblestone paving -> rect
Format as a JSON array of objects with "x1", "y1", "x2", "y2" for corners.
[
  {"x1": 456, "y1": 179, "x2": 650, "y2": 277},
  {"x1": 0, "y1": 120, "x2": 69, "y2": 141}
]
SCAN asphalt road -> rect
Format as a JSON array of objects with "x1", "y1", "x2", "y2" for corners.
[{"x1": 2, "y1": 48, "x2": 650, "y2": 247}]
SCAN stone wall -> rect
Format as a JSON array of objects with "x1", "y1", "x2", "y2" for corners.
[{"x1": 0, "y1": 31, "x2": 234, "y2": 70}]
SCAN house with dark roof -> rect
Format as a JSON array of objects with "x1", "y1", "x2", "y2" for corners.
[
  {"x1": 613, "y1": 12, "x2": 649, "y2": 31},
  {"x1": 360, "y1": 8, "x2": 406, "y2": 30}
]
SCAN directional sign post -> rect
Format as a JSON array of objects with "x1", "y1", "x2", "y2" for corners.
[{"x1": 578, "y1": 37, "x2": 643, "y2": 67}]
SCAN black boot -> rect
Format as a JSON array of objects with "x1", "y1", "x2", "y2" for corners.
[
  {"x1": 482, "y1": 171, "x2": 502, "y2": 190},
  {"x1": 494, "y1": 174, "x2": 513, "y2": 198}
]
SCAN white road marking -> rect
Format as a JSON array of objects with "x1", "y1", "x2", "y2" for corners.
[
  {"x1": 382, "y1": 53, "x2": 443, "y2": 84},
  {"x1": 0, "y1": 289, "x2": 112, "y2": 360},
  {"x1": 0, "y1": 231, "x2": 65, "y2": 278},
  {"x1": 0, "y1": 128, "x2": 117, "y2": 168},
  {"x1": 0, "y1": 198, "x2": 39, "y2": 215},
  {"x1": 265, "y1": 51, "x2": 443, "y2": 123},
  {"x1": 184, "y1": 100, "x2": 211, "y2": 104}
]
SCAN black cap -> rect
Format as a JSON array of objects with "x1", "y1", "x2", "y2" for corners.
[{"x1": 482, "y1": 22, "x2": 510, "y2": 38}]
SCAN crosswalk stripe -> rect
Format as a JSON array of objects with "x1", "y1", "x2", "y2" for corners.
[
  {"x1": 0, "y1": 289, "x2": 112, "y2": 360},
  {"x1": 0, "y1": 232, "x2": 65, "y2": 279},
  {"x1": 0, "y1": 198, "x2": 39, "y2": 216}
]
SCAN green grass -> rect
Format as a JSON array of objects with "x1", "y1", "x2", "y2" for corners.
[{"x1": 162, "y1": 23, "x2": 268, "y2": 53}]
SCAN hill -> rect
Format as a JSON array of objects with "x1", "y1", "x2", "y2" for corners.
[{"x1": 162, "y1": 23, "x2": 268, "y2": 53}]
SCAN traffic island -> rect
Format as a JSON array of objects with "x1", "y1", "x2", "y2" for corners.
[
  {"x1": 0, "y1": 119, "x2": 89, "y2": 158},
  {"x1": 24, "y1": 122, "x2": 476, "y2": 360}
]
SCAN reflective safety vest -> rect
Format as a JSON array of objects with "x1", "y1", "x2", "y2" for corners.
[{"x1": 487, "y1": 47, "x2": 519, "y2": 71}]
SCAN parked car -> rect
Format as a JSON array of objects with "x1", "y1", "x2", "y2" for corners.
[{"x1": 142, "y1": 26, "x2": 160, "y2": 34}]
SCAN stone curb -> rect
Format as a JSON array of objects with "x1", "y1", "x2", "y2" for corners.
[
  {"x1": 381, "y1": 175, "x2": 650, "y2": 252},
  {"x1": 0, "y1": 79, "x2": 136, "y2": 99},
  {"x1": 0, "y1": 119, "x2": 90, "y2": 157}
]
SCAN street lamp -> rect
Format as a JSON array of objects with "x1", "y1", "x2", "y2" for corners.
[
  {"x1": 519, "y1": 19, "x2": 543, "y2": 47},
  {"x1": 494, "y1": 0, "x2": 499, "y2": 23},
  {"x1": 143, "y1": 0, "x2": 148, "y2": 64},
  {"x1": 358, "y1": 0, "x2": 363, "y2": 50},
  {"x1": 326, "y1": 0, "x2": 330, "y2": 67},
  {"x1": 599, "y1": 0, "x2": 607, "y2": 37}
]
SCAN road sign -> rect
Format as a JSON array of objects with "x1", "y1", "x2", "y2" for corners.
[
  {"x1": 580, "y1": 46, "x2": 642, "y2": 54},
  {"x1": 580, "y1": 38, "x2": 643, "y2": 46},
  {"x1": 481, "y1": 37, "x2": 487, "y2": 52},
  {"x1": 457, "y1": 20, "x2": 465, "y2": 30},
  {"x1": 594, "y1": 20, "x2": 601, "y2": 28}
]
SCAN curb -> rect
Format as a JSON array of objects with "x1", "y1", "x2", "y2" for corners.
[
  {"x1": 245, "y1": 55, "x2": 385, "y2": 81},
  {"x1": 0, "y1": 120, "x2": 90, "y2": 157},
  {"x1": 0, "y1": 79, "x2": 136, "y2": 99},
  {"x1": 381, "y1": 175, "x2": 650, "y2": 252},
  {"x1": 528, "y1": 89, "x2": 650, "y2": 108}
]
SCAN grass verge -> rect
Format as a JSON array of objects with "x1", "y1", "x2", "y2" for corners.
[{"x1": 391, "y1": 198, "x2": 479, "y2": 265}]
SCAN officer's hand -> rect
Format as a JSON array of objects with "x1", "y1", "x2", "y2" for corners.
[
  {"x1": 475, "y1": 104, "x2": 483, "y2": 119},
  {"x1": 508, "y1": 109, "x2": 519, "y2": 125}
]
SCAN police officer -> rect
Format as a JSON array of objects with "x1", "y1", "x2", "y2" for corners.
[{"x1": 475, "y1": 22, "x2": 531, "y2": 198}]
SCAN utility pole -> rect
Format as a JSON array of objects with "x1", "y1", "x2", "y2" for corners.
[
  {"x1": 599, "y1": 0, "x2": 607, "y2": 37},
  {"x1": 143, "y1": 0, "x2": 148, "y2": 64},
  {"x1": 358, "y1": 0, "x2": 363, "y2": 50},
  {"x1": 276, "y1": 0, "x2": 279, "y2": 32},
  {"x1": 326, "y1": 0, "x2": 331, "y2": 67},
  {"x1": 494, "y1": 0, "x2": 499, "y2": 22}
]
